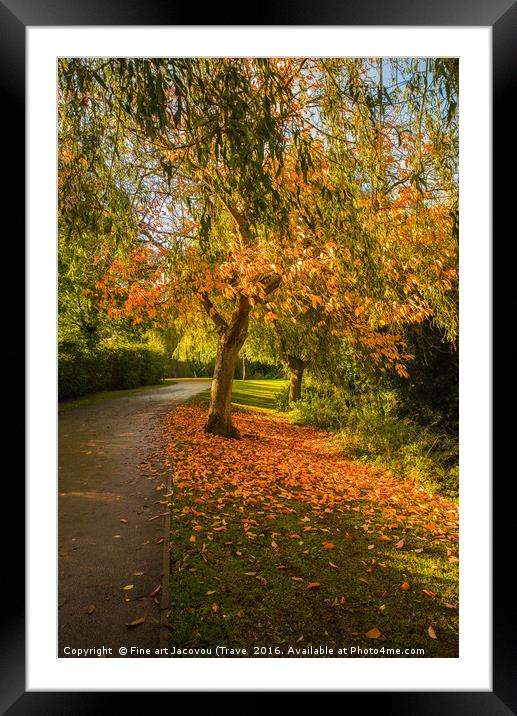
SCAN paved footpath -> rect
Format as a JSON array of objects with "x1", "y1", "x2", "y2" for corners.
[{"x1": 58, "y1": 380, "x2": 210, "y2": 657}]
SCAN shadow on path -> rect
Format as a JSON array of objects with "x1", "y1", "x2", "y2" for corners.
[{"x1": 58, "y1": 380, "x2": 210, "y2": 657}]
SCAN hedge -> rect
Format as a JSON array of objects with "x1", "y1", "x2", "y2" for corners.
[{"x1": 58, "y1": 342, "x2": 165, "y2": 400}]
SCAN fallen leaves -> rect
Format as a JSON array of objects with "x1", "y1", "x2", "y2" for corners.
[
  {"x1": 166, "y1": 407, "x2": 457, "y2": 552},
  {"x1": 164, "y1": 404, "x2": 459, "y2": 652},
  {"x1": 126, "y1": 617, "x2": 145, "y2": 628},
  {"x1": 428, "y1": 625, "x2": 438, "y2": 640},
  {"x1": 148, "y1": 511, "x2": 169, "y2": 522}
]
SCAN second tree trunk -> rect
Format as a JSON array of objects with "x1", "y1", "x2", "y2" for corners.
[{"x1": 287, "y1": 356, "x2": 306, "y2": 407}]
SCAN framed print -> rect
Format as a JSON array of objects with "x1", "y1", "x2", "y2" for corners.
[{"x1": 5, "y1": 0, "x2": 510, "y2": 709}]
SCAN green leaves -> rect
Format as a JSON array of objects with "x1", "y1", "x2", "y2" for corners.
[{"x1": 59, "y1": 57, "x2": 458, "y2": 381}]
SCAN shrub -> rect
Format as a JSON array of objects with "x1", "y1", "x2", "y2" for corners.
[
  {"x1": 274, "y1": 385, "x2": 290, "y2": 411},
  {"x1": 58, "y1": 342, "x2": 111, "y2": 399},
  {"x1": 139, "y1": 346, "x2": 165, "y2": 385},
  {"x1": 162, "y1": 357, "x2": 214, "y2": 378},
  {"x1": 58, "y1": 341, "x2": 165, "y2": 400},
  {"x1": 286, "y1": 380, "x2": 458, "y2": 498},
  {"x1": 289, "y1": 383, "x2": 349, "y2": 429}
]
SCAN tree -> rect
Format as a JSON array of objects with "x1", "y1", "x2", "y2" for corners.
[{"x1": 58, "y1": 57, "x2": 458, "y2": 437}]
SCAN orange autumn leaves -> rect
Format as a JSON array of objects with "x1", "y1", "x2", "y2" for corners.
[
  {"x1": 91, "y1": 246, "x2": 168, "y2": 325},
  {"x1": 165, "y1": 405, "x2": 458, "y2": 558},
  {"x1": 165, "y1": 404, "x2": 458, "y2": 649}
]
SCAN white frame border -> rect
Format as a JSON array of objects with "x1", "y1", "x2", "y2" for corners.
[{"x1": 27, "y1": 26, "x2": 491, "y2": 691}]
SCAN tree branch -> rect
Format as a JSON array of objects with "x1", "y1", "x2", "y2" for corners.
[
  {"x1": 225, "y1": 203, "x2": 251, "y2": 243},
  {"x1": 200, "y1": 292, "x2": 228, "y2": 334},
  {"x1": 272, "y1": 318, "x2": 288, "y2": 365},
  {"x1": 196, "y1": 170, "x2": 252, "y2": 247},
  {"x1": 256, "y1": 274, "x2": 282, "y2": 302}
]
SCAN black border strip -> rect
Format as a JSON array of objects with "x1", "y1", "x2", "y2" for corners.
[
  {"x1": 1, "y1": 0, "x2": 26, "y2": 714},
  {"x1": 11, "y1": 0, "x2": 508, "y2": 710},
  {"x1": 493, "y1": 2, "x2": 516, "y2": 714},
  {"x1": 0, "y1": 0, "x2": 515, "y2": 25}
]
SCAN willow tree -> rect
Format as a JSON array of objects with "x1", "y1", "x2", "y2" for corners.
[
  {"x1": 318, "y1": 58, "x2": 459, "y2": 346},
  {"x1": 58, "y1": 57, "x2": 458, "y2": 437},
  {"x1": 59, "y1": 58, "x2": 324, "y2": 436},
  {"x1": 58, "y1": 59, "x2": 173, "y2": 346},
  {"x1": 244, "y1": 58, "x2": 458, "y2": 407}
]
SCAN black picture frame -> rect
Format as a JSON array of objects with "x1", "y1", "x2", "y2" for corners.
[{"x1": 7, "y1": 0, "x2": 508, "y2": 710}]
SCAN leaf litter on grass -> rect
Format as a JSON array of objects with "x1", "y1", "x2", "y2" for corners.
[{"x1": 165, "y1": 405, "x2": 459, "y2": 657}]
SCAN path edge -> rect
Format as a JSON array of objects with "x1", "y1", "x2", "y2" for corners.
[{"x1": 159, "y1": 465, "x2": 172, "y2": 652}]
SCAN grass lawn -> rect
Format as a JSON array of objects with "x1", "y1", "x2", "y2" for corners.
[
  {"x1": 188, "y1": 379, "x2": 286, "y2": 413},
  {"x1": 165, "y1": 379, "x2": 458, "y2": 658},
  {"x1": 58, "y1": 378, "x2": 178, "y2": 411}
]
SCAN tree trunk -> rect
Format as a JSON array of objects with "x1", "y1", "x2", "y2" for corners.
[
  {"x1": 273, "y1": 322, "x2": 307, "y2": 409},
  {"x1": 242, "y1": 356, "x2": 247, "y2": 381},
  {"x1": 287, "y1": 356, "x2": 306, "y2": 407},
  {"x1": 204, "y1": 340, "x2": 241, "y2": 438},
  {"x1": 204, "y1": 298, "x2": 251, "y2": 438}
]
